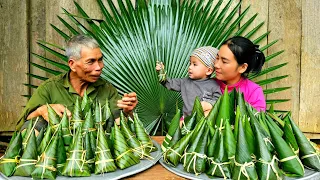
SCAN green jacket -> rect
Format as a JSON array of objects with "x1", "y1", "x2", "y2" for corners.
[{"x1": 16, "y1": 72, "x2": 121, "y2": 130}]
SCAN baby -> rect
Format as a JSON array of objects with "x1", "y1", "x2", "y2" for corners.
[{"x1": 156, "y1": 46, "x2": 222, "y2": 117}]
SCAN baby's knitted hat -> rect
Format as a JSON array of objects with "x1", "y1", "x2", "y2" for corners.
[{"x1": 191, "y1": 46, "x2": 219, "y2": 67}]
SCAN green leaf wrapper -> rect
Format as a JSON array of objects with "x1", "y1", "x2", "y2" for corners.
[
  {"x1": 14, "y1": 130, "x2": 38, "y2": 177},
  {"x1": 206, "y1": 96, "x2": 221, "y2": 128},
  {"x1": 38, "y1": 125, "x2": 53, "y2": 155},
  {"x1": 120, "y1": 112, "x2": 150, "y2": 159},
  {"x1": 216, "y1": 86, "x2": 233, "y2": 127},
  {"x1": 134, "y1": 112, "x2": 157, "y2": 152},
  {"x1": 207, "y1": 132, "x2": 231, "y2": 179},
  {"x1": 181, "y1": 112, "x2": 197, "y2": 136},
  {"x1": 250, "y1": 114, "x2": 282, "y2": 180},
  {"x1": 32, "y1": 129, "x2": 59, "y2": 179},
  {"x1": 62, "y1": 127, "x2": 91, "y2": 177},
  {"x1": 71, "y1": 97, "x2": 84, "y2": 132},
  {"x1": 182, "y1": 121, "x2": 208, "y2": 175},
  {"x1": 288, "y1": 115, "x2": 320, "y2": 171},
  {"x1": 232, "y1": 118, "x2": 258, "y2": 180},
  {"x1": 0, "y1": 132, "x2": 22, "y2": 177},
  {"x1": 47, "y1": 104, "x2": 60, "y2": 130},
  {"x1": 266, "y1": 119, "x2": 304, "y2": 177},
  {"x1": 94, "y1": 123, "x2": 117, "y2": 174},
  {"x1": 162, "y1": 109, "x2": 181, "y2": 152},
  {"x1": 191, "y1": 96, "x2": 205, "y2": 123},
  {"x1": 60, "y1": 108, "x2": 72, "y2": 146},
  {"x1": 283, "y1": 114, "x2": 299, "y2": 155},
  {"x1": 163, "y1": 130, "x2": 194, "y2": 167},
  {"x1": 113, "y1": 124, "x2": 140, "y2": 169}
]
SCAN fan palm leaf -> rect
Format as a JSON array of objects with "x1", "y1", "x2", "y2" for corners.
[{"x1": 27, "y1": 0, "x2": 289, "y2": 133}]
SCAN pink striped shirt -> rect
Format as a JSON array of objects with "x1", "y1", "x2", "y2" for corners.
[{"x1": 215, "y1": 78, "x2": 266, "y2": 111}]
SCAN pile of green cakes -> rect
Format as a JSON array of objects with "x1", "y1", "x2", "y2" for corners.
[
  {"x1": 0, "y1": 93, "x2": 157, "y2": 179},
  {"x1": 162, "y1": 87, "x2": 320, "y2": 179}
]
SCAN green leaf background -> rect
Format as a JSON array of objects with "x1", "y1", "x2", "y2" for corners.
[{"x1": 26, "y1": 0, "x2": 288, "y2": 134}]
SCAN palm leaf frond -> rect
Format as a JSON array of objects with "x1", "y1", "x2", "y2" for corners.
[{"x1": 26, "y1": 0, "x2": 289, "y2": 134}]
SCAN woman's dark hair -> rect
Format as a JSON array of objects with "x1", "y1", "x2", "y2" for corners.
[{"x1": 222, "y1": 36, "x2": 265, "y2": 77}]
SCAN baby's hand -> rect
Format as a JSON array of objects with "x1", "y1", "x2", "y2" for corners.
[
  {"x1": 201, "y1": 101, "x2": 212, "y2": 111},
  {"x1": 156, "y1": 61, "x2": 164, "y2": 71}
]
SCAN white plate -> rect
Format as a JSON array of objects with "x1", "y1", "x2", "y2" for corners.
[
  {"x1": 159, "y1": 157, "x2": 320, "y2": 180},
  {"x1": 1, "y1": 140, "x2": 161, "y2": 180}
]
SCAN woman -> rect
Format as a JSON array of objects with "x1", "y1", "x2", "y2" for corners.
[{"x1": 214, "y1": 36, "x2": 266, "y2": 111}]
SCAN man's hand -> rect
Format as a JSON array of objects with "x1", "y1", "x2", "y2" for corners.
[
  {"x1": 117, "y1": 92, "x2": 138, "y2": 115},
  {"x1": 27, "y1": 104, "x2": 71, "y2": 122}
]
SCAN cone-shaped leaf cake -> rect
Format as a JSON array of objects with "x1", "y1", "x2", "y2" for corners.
[
  {"x1": 134, "y1": 112, "x2": 157, "y2": 152},
  {"x1": 191, "y1": 96, "x2": 205, "y2": 123},
  {"x1": 32, "y1": 130, "x2": 59, "y2": 179},
  {"x1": 163, "y1": 130, "x2": 194, "y2": 167},
  {"x1": 94, "y1": 123, "x2": 117, "y2": 174},
  {"x1": 207, "y1": 132, "x2": 231, "y2": 179},
  {"x1": 206, "y1": 96, "x2": 221, "y2": 128},
  {"x1": 47, "y1": 104, "x2": 60, "y2": 130},
  {"x1": 71, "y1": 97, "x2": 83, "y2": 132},
  {"x1": 120, "y1": 112, "x2": 150, "y2": 159},
  {"x1": 14, "y1": 130, "x2": 37, "y2": 177},
  {"x1": 56, "y1": 127, "x2": 67, "y2": 175},
  {"x1": 60, "y1": 108, "x2": 72, "y2": 146},
  {"x1": 162, "y1": 109, "x2": 181, "y2": 152},
  {"x1": 266, "y1": 119, "x2": 304, "y2": 177},
  {"x1": 36, "y1": 127, "x2": 45, "y2": 147},
  {"x1": 232, "y1": 118, "x2": 258, "y2": 180},
  {"x1": 0, "y1": 132, "x2": 22, "y2": 177},
  {"x1": 181, "y1": 112, "x2": 197, "y2": 136},
  {"x1": 182, "y1": 121, "x2": 208, "y2": 175},
  {"x1": 62, "y1": 127, "x2": 90, "y2": 177},
  {"x1": 288, "y1": 115, "x2": 320, "y2": 171},
  {"x1": 84, "y1": 132, "x2": 95, "y2": 173},
  {"x1": 216, "y1": 86, "x2": 233, "y2": 127},
  {"x1": 22, "y1": 118, "x2": 34, "y2": 150},
  {"x1": 283, "y1": 114, "x2": 299, "y2": 155},
  {"x1": 81, "y1": 91, "x2": 91, "y2": 116},
  {"x1": 113, "y1": 123, "x2": 140, "y2": 169},
  {"x1": 38, "y1": 125, "x2": 53, "y2": 155},
  {"x1": 224, "y1": 119, "x2": 236, "y2": 161},
  {"x1": 252, "y1": 115, "x2": 282, "y2": 180}
]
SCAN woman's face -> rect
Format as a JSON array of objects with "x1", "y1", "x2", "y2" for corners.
[{"x1": 214, "y1": 44, "x2": 247, "y2": 85}]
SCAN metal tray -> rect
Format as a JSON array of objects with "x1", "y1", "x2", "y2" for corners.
[
  {"x1": 0, "y1": 140, "x2": 161, "y2": 180},
  {"x1": 159, "y1": 157, "x2": 320, "y2": 180}
]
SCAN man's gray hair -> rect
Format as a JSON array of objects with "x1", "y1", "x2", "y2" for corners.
[{"x1": 65, "y1": 34, "x2": 100, "y2": 60}]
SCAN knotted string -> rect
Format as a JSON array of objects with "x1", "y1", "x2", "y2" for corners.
[
  {"x1": 258, "y1": 155, "x2": 282, "y2": 180},
  {"x1": 207, "y1": 157, "x2": 231, "y2": 179},
  {"x1": 234, "y1": 159, "x2": 255, "y2": 180}
]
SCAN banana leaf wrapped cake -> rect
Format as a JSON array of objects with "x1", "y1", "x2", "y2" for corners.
[
  {"x1": 0, "y1": 131, "x2": 22, "y2": 177},
  {"x1": 161, "y1": 89, "x2": 320, "y2": 179}
]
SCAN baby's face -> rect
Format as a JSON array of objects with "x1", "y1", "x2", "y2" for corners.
[{"x1": 188, "y1": 56, "x2": 213, "y2": 80}]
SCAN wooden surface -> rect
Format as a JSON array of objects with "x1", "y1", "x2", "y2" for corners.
[
  {"x1": 1, "y1": 0, "x2": 320, "y2": 135},
  {"x1": 300, "y1": 0, "x2": 320, "y2": 133},
  {"x1": 125, "y1": 136, "x2": 185, "y2": 180},
  {"x1": 0, "y1": 1, "x2": 29, "y2": 131},
  {"x1": 241, "y1": 0, "x2": 268, "y2": 90},
  {"x1": 267, "y1": 0, "x2": 302, "y2": 126}
]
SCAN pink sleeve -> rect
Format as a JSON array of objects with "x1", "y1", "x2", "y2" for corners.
[{"x1": 247, "y1": 86, "x2": 266, "y2": 112}]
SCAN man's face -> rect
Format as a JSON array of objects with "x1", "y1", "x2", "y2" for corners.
[{"x1": 70, "y1": 47, "x2": 104, "y2": 83}]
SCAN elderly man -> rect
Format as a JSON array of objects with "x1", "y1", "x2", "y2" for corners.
[{"x1": 16, "y1": 34, "x2": 137, "y2": 132}]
